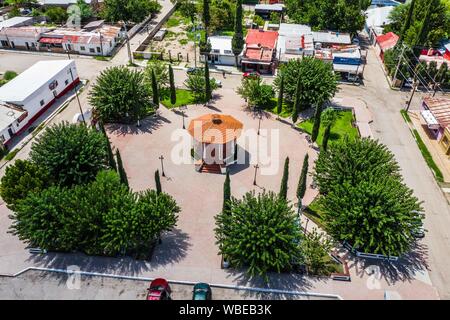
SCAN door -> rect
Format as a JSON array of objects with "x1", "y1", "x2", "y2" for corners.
[
  {"x1": 25, "y1": 42, "x2": 29, "y2": 50},
  {"x1": 8, "y1": 127, "x2": 14, "y2": 138}
]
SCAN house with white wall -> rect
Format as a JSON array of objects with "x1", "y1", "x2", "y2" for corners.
[
  {"x1": 0, "y1": 60, "x2": 79, "y2": 147},
  {"x1": 202, "y1": 36, "x2": 238, "y2": 66},
  {"x1": 276, "y1": 23, "x2": 314, "y2": 62},
  {"x1": 0, "y1": 26, "x2": 51, "y2": 50}
]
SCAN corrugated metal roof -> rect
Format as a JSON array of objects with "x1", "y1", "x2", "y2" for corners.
[{"x1": 423, "y1": 97, "x2": 450, "y2": 128}]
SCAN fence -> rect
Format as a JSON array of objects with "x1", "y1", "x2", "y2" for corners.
[
  {"x1": 342, "y1": 241, "x2": 399, "y2": 261},
  {"x1": 133, "y1": 5, "x2": 178, "y2": 59}
]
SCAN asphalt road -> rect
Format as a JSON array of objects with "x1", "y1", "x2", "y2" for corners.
[{"x1": 0, "y1": 270, "x2": 336, "y2": 300}]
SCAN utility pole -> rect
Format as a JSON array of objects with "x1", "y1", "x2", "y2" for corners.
[
  {"x1": 69, "y1": 67, "x2": 86, "y2": 125},
  {"x1": 405, "y1": 81, "x2": 418, "y2": 112},
  {"x1": 392, "y1": 44, "x2": 406, "y2": 85},
  {"x1": 123, "y1": 21, "x2": 133, "y2": 65}
]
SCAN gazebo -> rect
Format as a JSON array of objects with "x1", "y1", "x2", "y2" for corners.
[{"x1": 188, "y1": 114, "x2": 243, "y2": 173}]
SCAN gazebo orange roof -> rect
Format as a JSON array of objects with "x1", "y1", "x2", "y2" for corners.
[{"x1": 188, "y1": 114, "x2": 243, "y2": 144}]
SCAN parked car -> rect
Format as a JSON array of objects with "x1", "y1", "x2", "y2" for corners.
[
  {"x1": 192, "y1": 283, "x2": 212, "y2": 300},
  {"x1": 403, "y1": 78, "x2": 414, "y2": 89},
  {"x1": 243, "y1": 71, "x2": 260, "y2": 78},
  {"x1": 213, "y1": 78, "x2": 222, "y2": 87},
  {"x1": 146, "y1": 278, "x2": 172, "y2": 300},
  {"x1": 187, "y1": 67, "x2": 203, "y2": 75}
]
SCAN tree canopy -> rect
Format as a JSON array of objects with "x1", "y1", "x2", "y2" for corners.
[
  {"x1": 9, "y1": 170, "x2": 180, "y2": 258},
  {"x1": 89, "y1": 66, "x2": 154, "y2": 123},
  {"x1": 29, "y1": 122, "x2": 108, "y2": 187},
  {"x1": 273, "y1": 57, "x2": 338, "y2": 110},
  {"x1": 184, "y1": 68, "x2": 218, "y2": 102},
  {"x1": 101, "y1": 0, "x2": 161, "y2": 23},
  {"x1": 0, "y1": 160, "x2": 52, "y2": 211},
  {"x1": 384, "y1": 0, "x2": 450, "y2": 47},
  {"x1": 215, "y1": 191, "x2": 303, "y2": 279},
  {"x1": 284, "y1": 0, "x2": 366, "y2": 35},
  {"x1": 236, "y1": 76, "x2": 274, "y2": 108},
  {"x1": 314, "y1": 137, "x2": 423, "y2": 256}
]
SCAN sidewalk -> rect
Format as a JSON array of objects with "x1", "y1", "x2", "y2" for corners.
[{"x1": 332, "y1": 96, "x2": 374, "y2": 138}]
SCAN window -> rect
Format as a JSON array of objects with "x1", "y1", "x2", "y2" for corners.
[
  {"x1": 65, "y1": 79, "x2": 69, "y2": 85},
  {"x1": 212, "y1": 49, "x2": 220, "y2": 53},
  {"x1": 96, "y1": 47, "x2": 101, "y2": 53},
  {"x1": 0, "y1": 135, "x2": 5, "y2": 143},
  {"x1": 89, "y1": 48, "x2": 95, "y2": 53},
  {"x1": 40, "y1": 99, "x2": 45, "y2": 106},
  {"x1": 80, "y1": 46, "x2": 86, "y2": 51},
  {"x1": 224, "y1": 50, "x2": 232, "y2": 54}
]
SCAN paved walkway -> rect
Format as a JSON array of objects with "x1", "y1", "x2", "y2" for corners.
[{"x1": 408, "y1": 111, "x2": 450, "y2": 182}]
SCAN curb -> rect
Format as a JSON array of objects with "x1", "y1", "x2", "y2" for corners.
[{"x1": 1, "y1": 266, "x2": 343, "y2": 300}]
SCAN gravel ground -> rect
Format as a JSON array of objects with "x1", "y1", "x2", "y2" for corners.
[{"x1": 0, "y1": 270, "x2": 336, "y2": 300}]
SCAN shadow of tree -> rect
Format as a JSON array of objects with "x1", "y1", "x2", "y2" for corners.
[
  {"x1": 107, "y1": 113, "x2": 171, "y2": 136},
  {"x1": 26, "y1": 229, "x2": 190, "y2": 278},
  {"x1": 350, "y1": 242, "x2": 430, "y2": 285}
]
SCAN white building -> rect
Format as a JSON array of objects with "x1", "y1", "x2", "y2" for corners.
[
  {"x1": 203, "y1": 36, "x2": 238, "y2": 66},
  {"x1": 312, "y1": 31, "x2": 352, "y2": 48},
  {"x1": 276, "y1": 23, "x2": 314, "y2": 62},
  {"x1": 365, "y1": 5, "x2": 395, "y2": 43},
  {"x1": 0, "y1": 60, "x2": 79, "y2": 146},
  {"x1": 0, "y1": 26, "x2": 51, "y2": 50}
]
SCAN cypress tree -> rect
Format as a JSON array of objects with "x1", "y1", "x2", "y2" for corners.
[
  {"x1": 202, "y1": 0, "x2": 210, "y2": 31},
  {"x1": 99, "y1": 121, "x2": 117, "y2": 171},
  {"x1": 205, "y1": 61, "x2": 212, "y2": 102},
  {"x1": 279, "y1": 157, "x2": 289, "y2": 200},
  {"x1": 277, "y1": 74, "x2": 284, "y2": 118},
  {"x1": 292, "y1": 77, "x2": 301, "y2": 124},
  {"x1": 155, "y1": 169, "x2": 162, "y2": 194},
  {"x1": 296, "y1": 153, "x2": 309, "y2": 212},
  {"x1": 169, "y1": 64, "x2": 176, "y2": 106},
  {"x1": 151, "y1": 68, "x2": 159, "y2": 107},
  {"x1": 231, "y1": 0, "x2": 244, "y2": 67},
  {"x1": 223, "y1": 171, "x2": 231, "y2": 213},
  {"x1": 311, "y1": 104, "x2": 323, "y2": 143},
  {"x1": 322, "y1": 124, "x2": 331, "y2": 151},
  {"x1": 415, "y1": 1, "x2": 432, "y2": 48},
  {"x1": 398, "y1": 0, "x2": 416, "y2": 44},
  {"x1": 116, "y1": 149, "x2": 129, "y2": 188}
]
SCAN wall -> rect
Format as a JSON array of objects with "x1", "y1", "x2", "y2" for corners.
[{"x1": 11, "y1": 62, "x2": 79, "y2": 136}]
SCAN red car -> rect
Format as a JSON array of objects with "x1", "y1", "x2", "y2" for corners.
[
  {"x1": 243, "y1": 71, "x2": 260, "y2": 78},
  {"x1": 146, "y1": 278, "x2": 172, "y2": 300}
]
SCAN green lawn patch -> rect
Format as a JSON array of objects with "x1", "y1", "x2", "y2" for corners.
[
  {"x1": 303, "y1": 198, "x2": 326, "y2": 230},
  {"x1": 412, "y1": 129, "x2": 444, "y2": 182},
  {"x1": 4, "y1": 148, "x2": 19, "y2": 161},
  {"x1": 400, "y1": 109, "x2": 412, "y2": 123},
  {"x1": 261, "y1": 98, "x2": 292, "y2": 118},
  {"x1": 165, "y1": 17, "x2": 180, "y2": 28},
  {"x1": 161, "y1": 89, "x2": 196, "y2": 108},
  {"x1": 94, "y1": 56, "x2": 109, "y2": 61},
  {"x1": 298, "y1": 110, "x2": 358, "y2": 146}
]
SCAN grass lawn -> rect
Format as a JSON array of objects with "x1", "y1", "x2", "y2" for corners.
[
  {"x1": 262, "y1": 98, "x2": 292, "y2": 118},
  {"x1": 161, "y1": 89, "x2": 196, "y2": 108},
  {"x1": 298, "y1": 110, "x2": 358, "y2": 146},
  {"x1": 412, "y1": 129, "x2": 444, "y2": 182},
  {"x1": 303, "y1": 197, "x2": 326, "y2": 230}
]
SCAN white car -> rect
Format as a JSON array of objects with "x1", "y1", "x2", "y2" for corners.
[{"x1": 213, "y1": 79, "x2": 222, "y2": 88}]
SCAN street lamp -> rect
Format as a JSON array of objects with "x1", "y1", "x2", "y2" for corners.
[
  {"x1": 67, "y1": 63, "x2": 86, "y2": 125},
  {"x1": 181, "y1": 109, "x2": 186, "y2": 129},
  {"x1": 253, "y1": 164, "x2": 259, "y2": 186},
  {"x1": 257, "y1": 112, "x2": 262, "y2": 135},
  {"x1": 159, "y1": 155, "x2": 166, "y2": 177}
]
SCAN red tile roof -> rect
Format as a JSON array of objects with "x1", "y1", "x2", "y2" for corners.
[
  {"x1": 245, "y1": 29, "x2": 278, "y2": 48},
  {"x1": 376, "y1": 32, "x2": 399, "y2": 51},
  {"x1": 188, "y1": 114, "x2": 243, "y2": 144}
]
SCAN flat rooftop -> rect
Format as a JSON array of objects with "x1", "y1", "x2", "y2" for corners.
[{"x1": 0, "y1": 60, "x2": 74, "y2": 104}]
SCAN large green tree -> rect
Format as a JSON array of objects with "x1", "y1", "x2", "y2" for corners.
[
  {"x1": 29, "y1": 122, "x2": 108, "y2": 187},
  {"x1": 184, "y1": 68, "x2": 218, "y2": 102},
  {"x1": 314, "y1": 138, "x2": 423, "y2": 255},
  {"x1": 101, "y1": 0, "x2": 161, "y2": 23},
  {"x1": 0, "y1": 160, "x2": 51, "y2": 210},
  {"x1": 169, "y1": 64, "x2": 176, "y2": 106},
  {"x1": 10, "y1": 170, "x2": 180, "y2": 257},
  {"x1": 236, "y1": 76, "x2": 274, "y2": 108},
  {"x1": 215, "y1": 191, "x2": 303, "y2": 279},
  {"x1": 279, "y1": 157, "x2": 289, "y2": 200},
  {"x1": 284, "y1": 0, "x2": 366, "y2": 35},
  {"x1": 89, "y1": 66, "x2": 153, "y2": 123},
  {"x1": 384, "y1": 0, "x2": 449, "y2": 47},
  {"x1": 273, "y1": 57, "x2": 338, "y2": 110}
]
